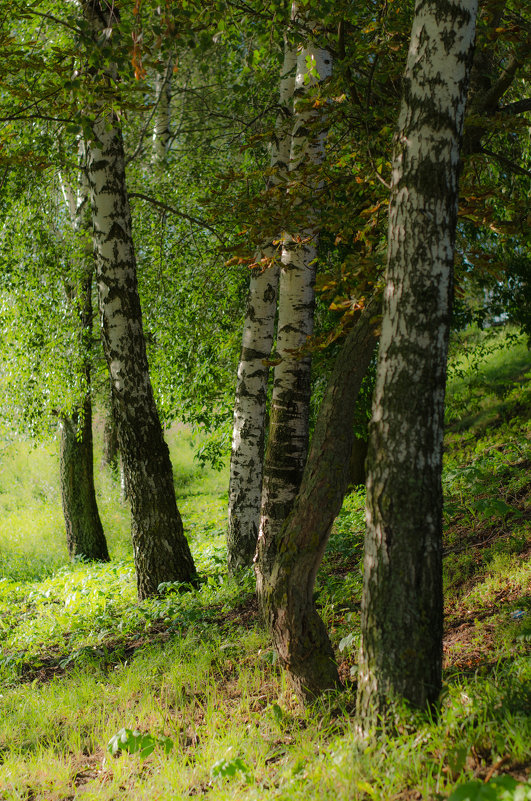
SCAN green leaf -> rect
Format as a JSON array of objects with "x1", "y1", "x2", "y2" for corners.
[
  {"x1": 448, "y1": 777, "x2": 531, "y2": 801},
  {"x1": 107, "y1": 728, "x2": 171, "y2": 760},
  {"x1": 339, "y1": 632, "x2": 357, "y2": 652},
  {"x1": 211, "y1": 756, "x2": 251, "y2": 780}
]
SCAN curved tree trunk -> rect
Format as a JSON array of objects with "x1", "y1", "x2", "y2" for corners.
[
  {"x1": 82, "y1": 0, "x2": 197, "y2": 599},
  {"x1": 227, "y1": 31, "x2": 297, "y2": 573},
  {"x1": 356, "y1": 0, "x2": 478, "y2": 725},
  {"x1": 258, "y1": 17, "x2": 333, "y2": 552},
  {"x1": 256, "y1": 299, "x2": 379, "y2": 700}
]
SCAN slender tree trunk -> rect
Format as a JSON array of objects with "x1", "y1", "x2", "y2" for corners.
[
  {"x1": 82, "y1": 0, "x2": 197, "y2": 598},
  {"x1": 227, "y1": 32, "x2": 297, "y2": 572},
  {"x1": 119, "y1": 455, "x2": 128, "y2": 502},
  {"x1": 102, "y1": 403, "x2": 119, "y2": 471},
  {"x1": 152, "y1": 56, "x2": 173, "y2": 167},
  {"x1": 256, "y1": 299, "x2": 379, "y2": 700},
  {"x1": 258, "y1": 17, "x2": 333, "y2": 553},
  {"x1": 349, "y1": 437, "x2": 368, "y2": 489},
  {"x1": 58, "y1": 152, "x2": 108, "y2": 563},
  {"x1": 61, "y1": 399, "x2": 109, "y2": 562},
  {"x1": 60, "y1": 270, "x2": 109, "y2": 562},
  {"x1": 101, "y1": 391, "x2": 128, "y2": 501},
  {"x1": 356, "y1": 0, "x2": 478, "y2": 725}
]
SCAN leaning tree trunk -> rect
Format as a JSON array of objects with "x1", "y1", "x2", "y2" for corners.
[
  {"x1": 258, "y1": 17, "x2": 333, "y2": 553},
  {"x1": 356, "y1": 0, "x2": 478, "y2": 725},
  {"x1": 82, "y1": 0, "x2": 197, "y2": 598},
  {"x1": 256, "y1": 298, "x2": 379, "y2": 700},
  {"x1": 227, "y1": 30, "x2": 297, "y2": 573}
]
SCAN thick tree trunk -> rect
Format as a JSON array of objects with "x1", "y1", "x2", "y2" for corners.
[
  {"x1": 356, "y1": 0, "x2": 478, "y2": 725},
  {"x1": 61, "y1": 395, "x2": 109, "y2": 562},
  {"x1": 259, "y1": 19, "x2": 333, "y2": 551},
  {"x1": 227, "y1": 34, "x2": 297, "y2": 573},
  {"x1": 82, "y1": 0, "x2": 197, "y2": 598},
  {"x1": 256, "y1": 299, "x2": 379, "y2": 700}
]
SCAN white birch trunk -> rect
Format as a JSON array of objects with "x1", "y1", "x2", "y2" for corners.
[
  {"x1": 152, "y1": 57, "x2": 173, "y2": 167},
  {"x1": 357, "y1": 0, "x2": 478, "y2": 722},
  {"x1": 258, "y1": 16, "x2": 333, "y2": 559},
  {"x1": 226, "y1": 33, "x2": 297, "y2": 573},
  {"x1": 81, "y1": 0, "x2": 197, "y2": 598}
]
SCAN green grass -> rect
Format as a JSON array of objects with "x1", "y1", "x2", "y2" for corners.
[{"x1": 0, "y1": 327, "x2": 529, "y2": 800}]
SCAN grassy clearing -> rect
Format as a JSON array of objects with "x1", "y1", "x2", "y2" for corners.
[{"x1": 0, "y1": 328, "x2": 529, "y2": 800}]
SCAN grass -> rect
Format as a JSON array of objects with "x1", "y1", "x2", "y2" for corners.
[{"x1": 0, "y1": 327, "x2": 529, "y2": 800}]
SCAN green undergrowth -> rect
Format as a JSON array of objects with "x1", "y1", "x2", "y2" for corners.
[{"x1": 0, "y1": 327, "x2": 529, "y2": 799}]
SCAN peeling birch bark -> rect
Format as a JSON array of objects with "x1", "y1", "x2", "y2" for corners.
[
  {"x1": 357, "y1": 0, "x2": 478, "y2": 723},
  {"x1": 258, "y1": 15, "x2": 333, "y2": 555},
  {"x1": 227, "y1": 32, "x2": 297, "y2": 573}
]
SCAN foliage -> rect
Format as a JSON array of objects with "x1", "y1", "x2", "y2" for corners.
[
  {"x1": 448, "y1": 777, "x2": 531, "y2": 801},
  {"x1": 108, "y1": 727, "x2": 173, "y2": 759}
]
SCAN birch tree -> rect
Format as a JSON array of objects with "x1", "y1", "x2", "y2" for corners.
[
  {"x1": 152, "y1": 56, "x2": 174, "y2": 168},
  {"x1": 59, "y1": 168, "x2": 109, "y2": 562},
  {"x1": 258, "y1": 13, "x2": 333, "y2": 561},
  {"x1": 81, "y1": 0, "x2": 197, "y2": 598},
  {"x1": 256, "y1": 297, "x2": 380, "y2": 699},
  {"x1": 357, "y1": 0, "x2": 478, "y2": 723},
  {"x1": 227, "y1": 30, "x2": 297, "y2": 573}
]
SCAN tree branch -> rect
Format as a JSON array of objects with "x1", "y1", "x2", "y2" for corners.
[
  {"x1": 475, "y1": 45, "x2": 531, "y2": 115},
  {"x1": 499, "y1": 98, "x2": 531, "y2": 115},
  {"x1": 480, "y1": 146, "x2": 531, "y2": 178},
  {"x1": 128, "y1": 192, "x2": 225, "y2": 243}
]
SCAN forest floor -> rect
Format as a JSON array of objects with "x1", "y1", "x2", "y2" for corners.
[{"x1": 0, "y1": 327, "x2": 529, "y2": 800}]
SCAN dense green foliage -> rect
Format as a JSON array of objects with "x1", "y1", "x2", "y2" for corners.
[{"x1": 0, "y1": 0, "x2": 528, "y2": 455}]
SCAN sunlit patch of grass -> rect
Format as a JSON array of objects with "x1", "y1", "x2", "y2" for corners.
[
  {"x1": 445, "y1": 327, "x2": 531, "y2": 432},
  {"x1": 0, "y1": 441, "x2": 67, "y2": 581}
]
